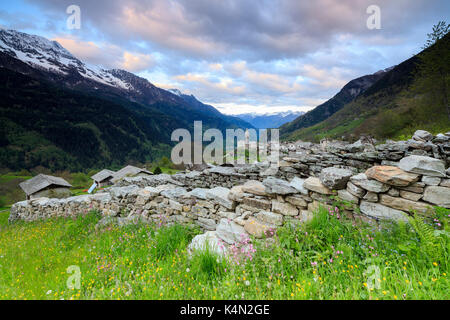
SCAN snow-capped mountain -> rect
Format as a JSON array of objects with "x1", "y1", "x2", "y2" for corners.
[
  {"x1": 0, "y1": 28, "x2": 253, "y2": 130},
  {"x1": 234, "y1": 111, "x2": 305, "y2": 129},
  {"x1": 0, "y1": 29, "x2": 132, "y2": 90}
]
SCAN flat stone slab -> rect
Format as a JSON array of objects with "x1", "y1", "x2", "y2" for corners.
[
  {"x1": 289, "y1": 177, "x2": 309, "y2": 195},
  {"x1": 319, "y1": 167, "x2": 353, "y2": 190},
  {"x1": 216, "y1": 218, "x2": 248, "y2": 245},
  {"x1": 244, "y1": 217, "x2": 276, "y2": 238},
  {"x1": 338, "y1": 189, "x2": 359, "y2": 203},
  {"x1": 242, "y1": 180, "x2": 268, "y2": 196},
  {"x1": 303, "y1": 177, "x2": 333, "y2": 195},
  {"x1": 350, "y1": 173, "x2": 390, "y2": 193},
  {"x1": 423, "y1": 186, "x2": 450, "y2": 208},
  {"x1": 160, "y1": 187, "x2": 188, "y2": 200},
  {"x1": 398, "y1": 155, "x2": 446, "y2": 177},
  {"x1": 359, "y1": 201, "x2": 409, "y2": 222},
  {"x1": 255, "y1": 211, "x2": 283, "y2": 226},
  {"x1": 379, "y1": 194, "x2": 432, "y2": 214},
  {"x1": 186, "y1": 188, "x2": 209, "y2": 200},
  {"x1": 365, "y1": 166, "x2": 419, "y2": 187},
  {"x1": 206, "y1": 187, "x2": 236, "y2": 209},
  {"x1": 196, "y1": 217, "x2": 217, "y2": 230},
  {"x1": 263, "y1": 177, "x2": 298, "y2": 195},
  {"x1": 208, "y1": 166, "x2": 237, "y2": 176},
  {"x1": 109, "y1": 185, "x2": 140, "y2": 198},
  {"x1": 347, "y1": 181, "x2": 366, "y2": 198},
  {"x1": 272, "y1": 200, "x2": 299, "y2": 216}
]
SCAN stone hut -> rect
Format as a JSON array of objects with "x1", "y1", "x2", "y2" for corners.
[
  {"x1": 111, "y1": 165, "x2": 153, "y2": 183},
  {"x1": 19, "y1": 174, "x2": 72, "y2": 200},
  {"x1": 91, "y1": 169, "x2": 116, "y2": 187}
]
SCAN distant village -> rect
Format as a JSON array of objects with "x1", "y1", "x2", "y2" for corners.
[{"x1": 19, "y1": 165, "x2": 153, "y2": 200}]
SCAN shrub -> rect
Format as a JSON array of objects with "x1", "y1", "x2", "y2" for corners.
[{"x1": 153, "y1": 167, "x2": 162, "y2": 175}]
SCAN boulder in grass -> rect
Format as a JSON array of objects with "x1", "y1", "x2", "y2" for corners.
[{"x1": 188, "y1": 231, "x2": 227, "y2": 257}]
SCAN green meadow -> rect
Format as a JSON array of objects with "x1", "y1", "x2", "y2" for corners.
[{"x1": 0, "y1": 204, "x2": 448, "y2": 300}]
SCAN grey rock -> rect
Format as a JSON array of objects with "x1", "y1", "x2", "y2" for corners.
[
  {"x1": 360, "y1": 201, "x2": 409, "y2": 222},
  {"x1": 188, "y1": 231, "x2": 227, "y2": 256},
  {"x1": 187, "y1": 188, "x2": 209, "y2": 200},
  {"x1": 196, "y1": 217, "x2": 217, "y2": 230},
  {"x1": 263, "y1": 177, "x2": 298, "y2": 195},
  {"x1": 347, "y1": 181, "x2": 366, "y2": 198},
  {"x1": 255, "y1": 211, "x2": 283, "y2": 226},
  {"x1": 423, "y1": 186, "x2": 450, "y2": 208},
  {"x1": 206, "y1": 187, "x2": 236, "y2": 209},
  {"x1": 399, "y1": 190, "x2": 422, "y2": 201},
  {"x1": 412, "y1": 130, "x2": 433, "y2": 142},
  {"x1": 285, "y1": 195, "x2": 308, "y2": 207},
  {"x1": 242, "y1": 197, "x2": 271, "y2": 211},
  {"x1": 303, "y1": 177, "x2": 333, "y2": 195},
  {"x1": 363, "y1": 192, "x2": 378, "y2": 202},
  {"x1": 109, "y1": 185, "x2": 140, "y2": 198},
  {"x1": 350, "y1": 173, "x2": 390, "y2": 193},
  {"x1": 379, "y1": 195, "x2": 431, "y2": 214},
  {"x1": 160, "y1": 187, "x2": 188, "y2": 200},
  {"x1": 421, "y1": 176, "x2": 441, "y2": 186},
  {"x1": 319, "y1": 167, "x2": 353, "y2": 190},
  {"x1": 216, "y1": 219, "x2": 248, "y2": 244},
  {"x1": 399, "y1": 155, "x2": 446, "y2": 177},
  {"x1": 208, "y1": 166, "x2": 236, "y2": 176},
  {"x1": 272, "y1": 200, "x2": 299, "y2": 216},
  {"x1": 337, "y1": 189, "x2": 359, "y2": 203},
  {"x1": 289, "y1": 177, "x2": 309, "y2": 195},
  {"x1": 387, "y1": 188, "x2": 400, "y2": 197}
]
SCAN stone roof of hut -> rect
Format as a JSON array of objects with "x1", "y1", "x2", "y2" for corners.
[
  {"x1": 111, "y1": 165, "x2": 152, "y2": 183},
  {"x1": 91, "y1": 169, "x2": 116, "y2": 182},
  {"x1": 19, "y1": 174, "x2": 72, "y2": 196}
]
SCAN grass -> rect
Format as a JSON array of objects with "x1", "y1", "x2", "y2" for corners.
[{"x1": 0, "y1": 205, "x2": 448, "y2": 300}]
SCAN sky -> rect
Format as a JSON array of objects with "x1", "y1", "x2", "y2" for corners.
[{"x1": 0, "y1": 0, "x2": 448, "y2": 115}]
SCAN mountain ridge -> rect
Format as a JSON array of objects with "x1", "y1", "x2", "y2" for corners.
[
  {"x1": 234, "y1": 111, "x2": 305, "y2": 129},
  {"x1": 0, "y1": 29, "x2": 254, "y2": 171},
  {"x1": 280, "y1": 70, "x2": 390, "y2": 137},
  {"x1": 282, "y1": 32, "x2": 450, "y2": 142}
]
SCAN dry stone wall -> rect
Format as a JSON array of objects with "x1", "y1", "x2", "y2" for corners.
[{"x1": 8, "y1": 130, "x2": 450, "y2": 253}]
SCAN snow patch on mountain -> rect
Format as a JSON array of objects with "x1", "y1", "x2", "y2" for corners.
[{"x1": 0, "y1": 29, "x2": 132, "y2": 90}]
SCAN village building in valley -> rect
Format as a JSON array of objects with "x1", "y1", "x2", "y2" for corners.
[
  {"x1": 110, "y1": 165, "x2": 153, "y2": 183},
  {"x1": 19, "y1": 174, "x2": 72, "y2": 200},
  {"x1": 91, "y1": 169, "x2": 116, "y2": 188}
]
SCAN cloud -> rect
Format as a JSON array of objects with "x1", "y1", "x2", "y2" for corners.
[
  {"x1": 7, "y1": 0, "x2": 449, "y2": 114},
  {"x1": 53, "y1": 36, "x2": 155, "y2": 72},
  {"x1": 174, "y1": 73, "x2": 246, "y2": 95},
  {"x1": 121, "y1": 51, "x2": 155, "y2": 72}
]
